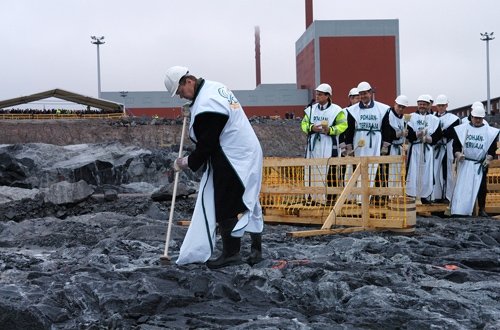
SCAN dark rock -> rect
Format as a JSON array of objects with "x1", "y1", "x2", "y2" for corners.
[
  {"x1": 103, "y1": 189, "x2": 118, "y2": 201},
  {"x1": 150, "y1": 182, "x2": 196, "y2": 201},
  {"x1": 43, "y1": 180, "x2": 94, "y2": 205}
]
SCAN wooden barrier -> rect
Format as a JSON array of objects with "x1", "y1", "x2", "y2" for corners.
[{"x1": 261, "y1": 156, "x2": 416, "y2": 237}]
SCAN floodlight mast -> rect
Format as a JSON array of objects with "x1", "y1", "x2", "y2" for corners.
[
  {"x1": 91, "y1": 36, "x2": 105, "y2": 99},
  {"x1": 119, "y1": 91, "x2": 128, "y2": 115},
  {"x1": 480, "y1": 32, "x2": 495, "y2": 115}
]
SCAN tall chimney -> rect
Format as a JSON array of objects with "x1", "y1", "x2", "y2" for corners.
[
  {"x1": 305, "y1": 0, "x2": 313, "y2": 29},
  {"x1": 255, "y1": 26, "x2": 261, "y2": 87}
]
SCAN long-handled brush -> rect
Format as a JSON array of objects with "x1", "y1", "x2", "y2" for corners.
[
  {"x1": 348, "y1": 139, "x2": 366, "y2": 156},
  {"x1": 415, "y1": 115, "x2": 427, "y2": 205},
  {"x1": 444, "y1": 129, "x2": 468, "y2": 216},
  {"x1": 160, "y1": 103, "x2": 190, "y2": 265}
]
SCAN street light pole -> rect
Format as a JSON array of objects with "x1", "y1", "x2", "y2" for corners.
[
  {"x1": 480, "y1": 32, "x2": 495, "y2": 115},
  {"x1": 119, "y1": 91, "x2": 128, "y2": 115},
  {"x1": 91, "y1": 36, "x2": 105, "y2": 99}
]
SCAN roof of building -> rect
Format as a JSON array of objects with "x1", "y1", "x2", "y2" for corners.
[{"x1": 0, "y1": 89, "x2": 123, "y2": 112}]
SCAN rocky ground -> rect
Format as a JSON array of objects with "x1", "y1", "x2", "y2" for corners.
[{"x1": 1, "y1": 117, "x2": 500, "y2": 329}]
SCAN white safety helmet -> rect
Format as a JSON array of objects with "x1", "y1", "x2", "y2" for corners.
[
  {"x1": 316, "y1": 83, "x2": 332, "y2": 95},
  {"x1": 395, "y1": 95, "x2": 409, "y2": 107},
  {"x1": 435, "y1": 94, "x2": 448, "y2": 105},
  {"x1": 427, "y1": 95, "x2": 434, "y2": 103},
  {"x1": 357, "y1": 81, "x2": 372, "y2": 92},
  {"x1": 417, "y1": 94, "x2": 431, "y2": 104},
  {"x1": 348, "y1": 88, "x2": 359, "y2": 97},
  {"x1": 164, "y1": 66, "x2": 189, "y2": 97},
  {"x1": 472, "y1": 101, "x2": 483, "y2": 109},
  {"x1": 471, "y1": 105, "x2": 486, "y2": 118}
]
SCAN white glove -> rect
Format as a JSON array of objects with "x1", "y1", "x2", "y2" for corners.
[
  {"x1": 174, "y1": 156, "x2": 189, "y2": 171},
  {"x1": 339, "y1": 142, "x2": 346, "y2": 156},
  {"x1": 181, "y1": 103, "x2": 191, "y2": 117},
  {"x1": 424, "y1": 136, "x2": 432, "y2": 144},
  {"x1": 380, "y1": 142, "x2": 391, "y2": 155},
  {"x1": 313, "y1": 124, "x2": 323, "y2": 133},
  {"x1": 455, "y1": 152, "x2": 465, "y2": 162},
  {"x1": 395, "y1": 129, "x2": 408, "y2": 138},
  {"x1": 344, "y1": 144, "x2": 353, "y2": 157},
  {"x1": 483, "y1": 155, "x2": 493, "y2": 167}
]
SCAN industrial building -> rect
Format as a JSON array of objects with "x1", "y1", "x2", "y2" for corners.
[{"x1": 101, "y1": 13, "x2": 400, "y2": 118}]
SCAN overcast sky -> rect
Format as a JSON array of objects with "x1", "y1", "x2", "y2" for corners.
[{"x1": 1, "y1": 0, "x2": 498, "y2": 110}]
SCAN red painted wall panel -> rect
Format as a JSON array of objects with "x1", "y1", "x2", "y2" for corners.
[
  {"x1": 296, "y1": 40, "x2": 316, "y2": 90},
  {"x1": 319, "y1": 36, "x2": 397, "y2": 106}
]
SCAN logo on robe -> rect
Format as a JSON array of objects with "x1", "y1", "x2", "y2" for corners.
[{"x1": 219, "y1": 87, "x2": 241, "y2": 110}]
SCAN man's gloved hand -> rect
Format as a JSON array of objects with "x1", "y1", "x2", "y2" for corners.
[
  {"x1": 483, "y1": 155, "x2": 493, "y2": 168},
  {"x1": 380, "y1": 142, "x2": 391, "y2": 155},
  {"x1": 174, "y1": 156, "x2": 189, "y2": 172},
  {"x1": 339, "y1": 142, "x2": 346, "y2": 156},
  {"x1": 181, "y1": 103, "x2": 191, "y2": 118},
  {"x1": 424, "y1": 135, "x2": 432, "y2": 144},
  {"x1": 344, "y1": 144, "x2": 353, "y2": 157},
  {"x1": 313, "y1": 124, "x2": 323, "y2": 133},
  {"x1": 455, "y1": 152, "x2": 465, "y2": 162},
  {"x1": 396, "y1": 129, "x2": 408, "y2": 138}
]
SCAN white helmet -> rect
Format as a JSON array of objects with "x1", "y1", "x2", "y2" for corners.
[
  {"x1": 348, "y1": 88, "x2": 359, "y2": 97},
  {"x1": 435, "y1": 94, "x2": 448, "y2": 105},
  {"x1": 427, "y1": 94, "x2": 434, "y2": 103},
  {"x1": 417, "y1": 94, "x2": 431, "y2": 103},
  {"x1": 395, "y1": 95, "x2": 409, "y2": 107},
  {"x1": 471, "y1": 105, "x2": 486, "y2": 118},
  {"x1": 472, "y1": 101, "x2": 483, "y2": 108},
  {"x1": 164, "y1": 66, "x2": 189, "y2": 97},
  {"x1": 316, "y1": 83, "x2": 332, "y2": 95},
  {"x1": 357, "y1": 81, "x2": 371, "y2": 92}
]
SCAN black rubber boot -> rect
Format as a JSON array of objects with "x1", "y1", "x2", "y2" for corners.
[
  {"x1": 206, "y1": 218, "x2": 242, "y2": 269},
  {"x1": 246, "y1": 233, "x2": 263, "y2": 266},
  {"x1": 479, "y1": 208, "x2": 489, "y2": 217}
]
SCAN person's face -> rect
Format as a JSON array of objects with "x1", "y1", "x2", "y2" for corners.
[
  {"x1": 436, "y1": 104, "x2": 447, "y2": 114},
  {"x1": 176, "y1": 78, "x2": 195, "y2": 100},
  {"x1": 471, "y1": 115, "x2": 484, "y2": 127},
  {"x1": 350, "y1": 95, "x2": 360, "y2": 105},
  {"x1": 394, "y1": 103, "x2": 406, "y2": 115},
  {"x1": 316, "y1": 91, "x2": 329, "y2": 105},
  {"x1": 417, "y1": 101, "x2": 430, "y2": 115},
  {"x1": 359, "y1": 90, "x2": 371, "y2": 104}
]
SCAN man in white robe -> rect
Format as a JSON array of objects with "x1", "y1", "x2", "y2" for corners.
[
  {"x1": 343, "y1": 81, "x2": 391, "y2": 203},
  {"x1": 451, "y1": 105, "x2": 499, "y2": 216},
  {"x1": 406, "y1": 95, "x2": 442, "y2": 203},
  {"x1": 302, "y1": 83, "x2": 347, "y2": 204},
  {"x1": 431, "y1": 95, "x2": 460, "y2": 203},
  {"x1": 164, "y1": 66, "x2": 264, "y2": 268},
  {"x1": 381, "y1": 95, "x2": 409, "y2": 188}
]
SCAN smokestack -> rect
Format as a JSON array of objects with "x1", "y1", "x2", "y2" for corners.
[
  {"x1": 305, "y1": 0, "x2": 313, "y2": 29},
  {"x1": 255, "y1": 26, "x2": 261, "y2": 87}
]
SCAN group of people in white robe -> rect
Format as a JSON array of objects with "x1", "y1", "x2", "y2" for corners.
[{"x1": 302, "y1": 81, "x2": 499, "y2": 217}]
